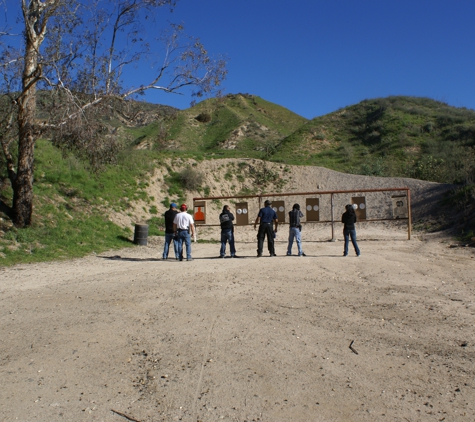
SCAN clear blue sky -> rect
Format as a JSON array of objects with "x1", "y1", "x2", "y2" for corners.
[
  {"x1": 3, "y1": 1, "x2": 475, "y2": 119},
  {"x1": 140, "y1": 0, "x2": 475, "y2": 119}
]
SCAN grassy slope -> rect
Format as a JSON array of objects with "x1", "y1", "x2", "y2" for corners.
[
  {"x1": 272, "y1": 96, "x2": 475, "y2": 184},
  {"x1": 0, "y1": 140, "x2": 168, "y2": 266},
  {"x1": 156, "y1": 94, "x2": 308, "y2": 157}
]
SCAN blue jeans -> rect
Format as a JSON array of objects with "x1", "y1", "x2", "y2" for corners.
[
  {"x1": 177, "y1": 230, "x2": 192, "y2": 260},
  {"x1": 287, "y1": 227, "x2": 303, "y2": 255},
  {"x1": 163, "y1": 232, "x2": 179, "y2": 259},
  {"x1": 344, "y1": 229, "x2": 360, "y2": 256},
  {"x1": 220, "y1": 229, "x2": 236, "y2": 257}
]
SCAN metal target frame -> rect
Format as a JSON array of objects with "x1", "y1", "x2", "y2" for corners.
[{"x1": 193, "y1": 187, "x2": 412, "y2": 240}]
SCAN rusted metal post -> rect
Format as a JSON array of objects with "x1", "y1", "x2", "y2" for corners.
[
  {"x1": 330, "y1": 193, "x2": 336, "y2": 241},
  {"x1": 407, "y1": 188, "x2": 412, "y2": 240},
  {"x1": 256, "y1": 195, "x2": 262, "y2": 226}
]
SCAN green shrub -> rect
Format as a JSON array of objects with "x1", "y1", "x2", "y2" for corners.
[
  {"x1": 360, "y1": 157, "x2": 387, "y2": 176},
  {"x1": 146, "y1": 216, "x2": 165, "y2": 236},
  {"x1": 166, "y1": 166, "x2": 204, "y2": 193},
  {"x1": 195, "y1": 112, "x2": 212, "y2": 123}
]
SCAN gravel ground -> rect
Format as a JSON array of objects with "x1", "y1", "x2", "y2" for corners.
[{"x1": 1, "y1": 227, "x2": 474, "y2": 422}]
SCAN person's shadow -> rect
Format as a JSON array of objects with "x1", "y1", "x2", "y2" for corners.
[
  {"x1": 117, "y1": 236, "x2": 134, "y2": 243},
  {"x1": 97, "y1": 255, "x2": 160, "y2": 262}
]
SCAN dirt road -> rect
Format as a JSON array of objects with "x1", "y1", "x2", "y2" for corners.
[{"x1": 1, "y1": 231, "x2": 474, "y2": 421}]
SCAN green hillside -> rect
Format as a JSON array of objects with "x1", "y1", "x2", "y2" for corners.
[
  {"x1": 272, "y1": 96, "x2": 475, "y2": 184},
  {"x1": 128, "y1": 94, "x2": 474, "y2": 185},
  {"x1": 132, "y1": 93, "x2": 308, "y2": 158}
]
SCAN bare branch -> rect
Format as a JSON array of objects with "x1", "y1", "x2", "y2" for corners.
[
  {"x1": 1, "y1": 0, "x2": 227, "y2": 227},
  {"x1": 0, "y1": 32, "x2": 20, "y2": 37}
]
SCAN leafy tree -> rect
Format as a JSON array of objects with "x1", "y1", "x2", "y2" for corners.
[{"x1": 0, "y1": 0, "x2": 227, "y2": 227}]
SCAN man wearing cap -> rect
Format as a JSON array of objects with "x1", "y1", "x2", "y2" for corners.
[
  {"x1": 162, "y1": 203, "x2": 179, "y2": 260},
  {"x1": 173, "y1": 204, "x2": 196, "y2": 261},
  {"x1": 254, "y1": 199, "x2": 278, "y2": 257}
]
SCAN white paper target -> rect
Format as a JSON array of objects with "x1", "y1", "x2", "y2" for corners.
[
  {"x1": 237, "y1": 209, "x2": 242, "y2": 214},
  {"x1": 313, "y1": 205, "x2": 319, "y2": 211},
  {"x1": 273, "y1": 207, "x2": 277, "y2": 212},
  {"x1": 307, "y1": 205, "x2": 312, "y2": 211},
  {"x1": 279, "y1": 206, "x2": 284, "y2": 212},
  {"x1": 359, "y1": 203, "x2": 366, "y2": 209},
  {"x1": 243, "y1": 209, "x2": 248, "y2": 214},
  {"x1": 352, "y1": 204, "x2": 358, "y2": 210}
]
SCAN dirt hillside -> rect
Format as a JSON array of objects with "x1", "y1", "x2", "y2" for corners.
[{"x1": 109, "y1": 159, "x2": 453, "y2": 233}]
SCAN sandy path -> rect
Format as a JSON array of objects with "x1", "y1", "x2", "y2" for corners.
[{"x1": 1, "y1": 232, "x2": 474, "y2": 422}]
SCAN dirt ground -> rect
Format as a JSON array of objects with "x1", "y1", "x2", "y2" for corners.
[{"x1": 1, "y1": 225, "x2": 474, "y2": 422}]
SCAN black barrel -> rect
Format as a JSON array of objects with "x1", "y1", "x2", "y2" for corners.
[{"x1": 133, "y1": 223, "x2": 149, "y2": 246}]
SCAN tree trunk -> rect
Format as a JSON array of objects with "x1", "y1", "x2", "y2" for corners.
[
  {"x1": 12, "y1": 124, "x2": 36, "y2": 228},
  {"x1": 12, "y1": 39, "x2": 39, "y2": 228}
]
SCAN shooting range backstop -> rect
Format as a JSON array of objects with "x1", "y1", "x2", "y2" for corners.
[{"x1": 193, "y1": 187, "x2": 412, "y2": 240}]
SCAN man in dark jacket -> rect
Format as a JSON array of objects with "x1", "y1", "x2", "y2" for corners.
[
  {"x1": 254, "y1": 199, "x2": 278, "y2": 257},
  {"x1": 219, "y1": 205, "x2": 237, "y2": 258},
  {"x1": 162, "y1": 203, "x2": 179, "y2": 260},
  {"x1": 287, "y1": 203, "x2": 306, "y2": 256}
]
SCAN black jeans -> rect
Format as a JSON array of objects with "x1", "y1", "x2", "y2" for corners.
[{"x1": 257, "y1": 223, "x2": 275, "y2": 255}]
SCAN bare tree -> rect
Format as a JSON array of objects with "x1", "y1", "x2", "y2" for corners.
[{"x1": 0, "y1": 0, "x2": 227, "y2": 227}]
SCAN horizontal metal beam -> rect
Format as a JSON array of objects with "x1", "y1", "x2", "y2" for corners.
[{"x1": 193, "y1": 187, "x2": 409, "y2": 202}]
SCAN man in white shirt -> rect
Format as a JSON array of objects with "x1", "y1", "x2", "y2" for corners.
[{"x1": 173, "y1": 204, "x2": 196, "y2": 261}]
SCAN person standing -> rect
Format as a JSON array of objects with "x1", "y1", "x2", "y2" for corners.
[
  {"x1": 219, "y1": 205, "x2": 237, "y2": 258},
  {"x1": 173, "y1": 204, "x2": 196, "y2": 261},
  {"x1": 162, "y1": 202, "x2": 179, "y2": 260},
  {"x1": 254, "y1": 199, "x2": 278, "y2": 257},
  {"x1": 342, "y1": 204, "x2": 361, "y2": 257},
  {"x1": 287, "y1": 203, "x2": 306, "y2": 256}
]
